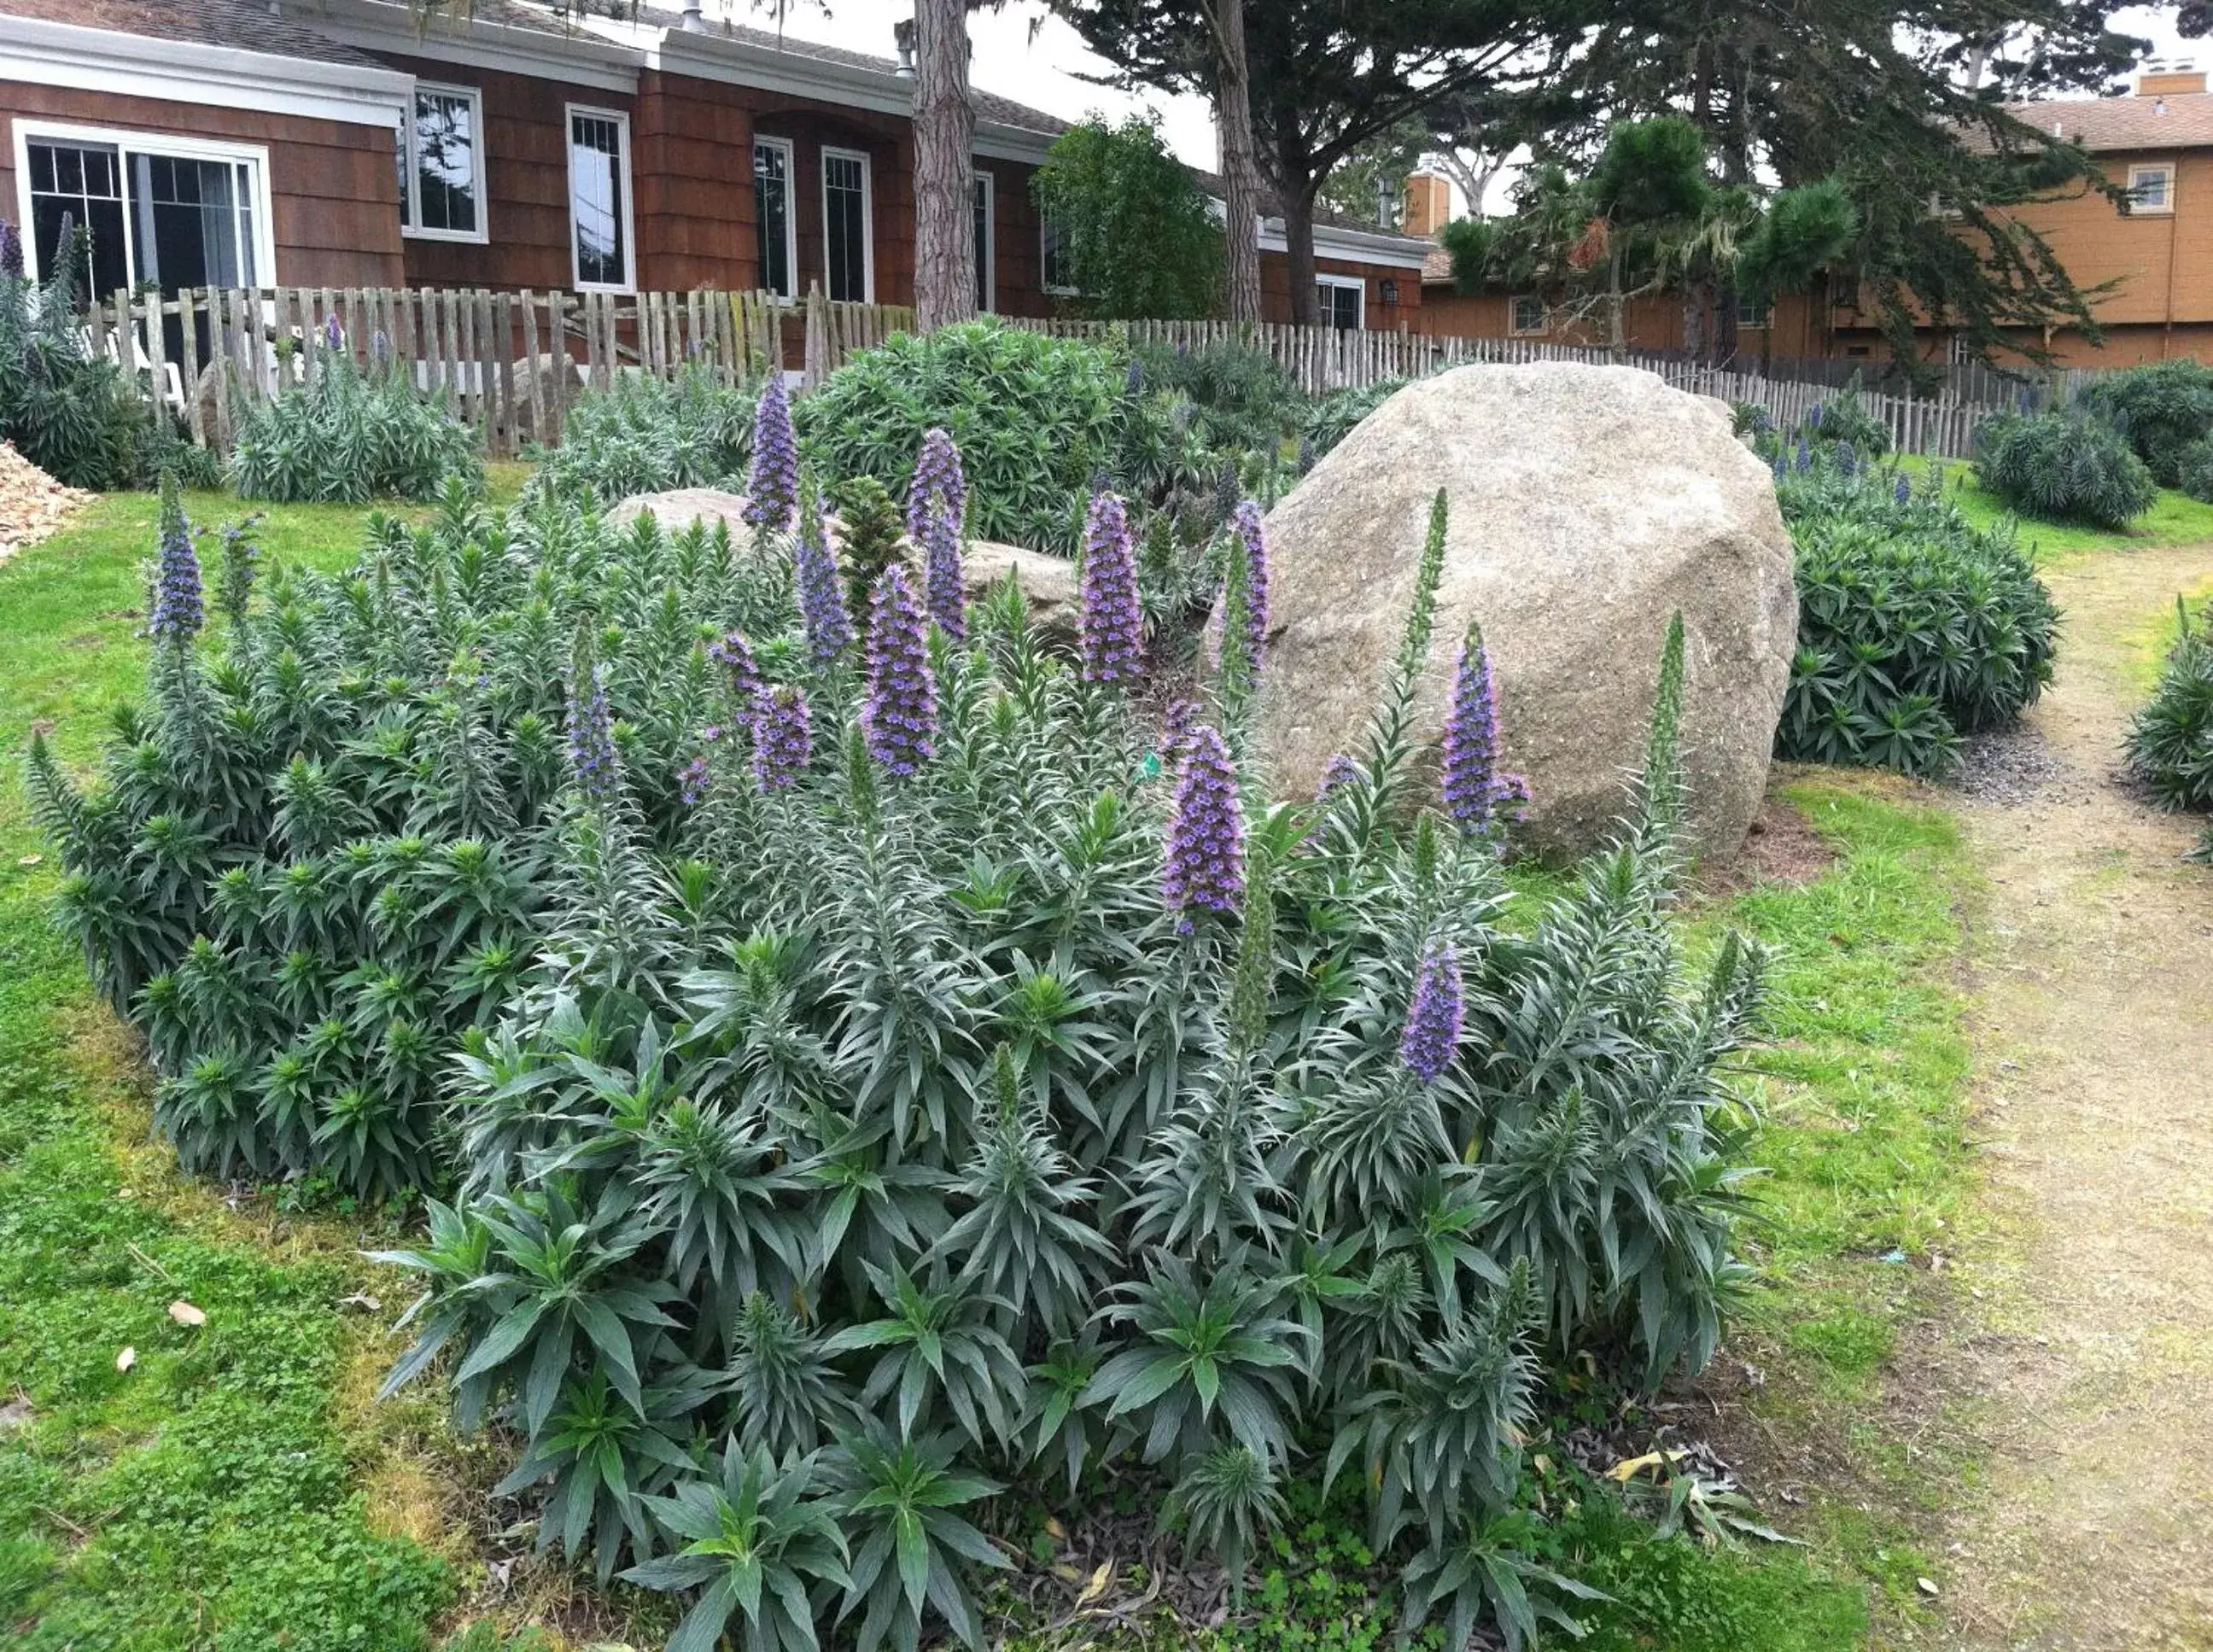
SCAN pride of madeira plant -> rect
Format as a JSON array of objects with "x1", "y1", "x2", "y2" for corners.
[{"x1": 28, "y1": 392, "x2": 1766, "y2": 1652}]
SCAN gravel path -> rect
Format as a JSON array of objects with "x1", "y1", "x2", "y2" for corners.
[{"x1": 1937, "y1": 542, "x2": 2213, "y2": 1650}]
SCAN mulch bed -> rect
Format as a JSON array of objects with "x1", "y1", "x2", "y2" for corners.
[{"x1": 0, "y1": 441, "x2": 90, "y2": 569}]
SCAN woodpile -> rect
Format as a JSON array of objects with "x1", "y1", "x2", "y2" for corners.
[{"x1": 0, "y1": 442, "x2": 90, "y2": 568}]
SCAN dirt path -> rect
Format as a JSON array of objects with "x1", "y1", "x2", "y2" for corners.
[{"x1": 1939, "y1": 542, "x2": 2213, "y2": 1650}]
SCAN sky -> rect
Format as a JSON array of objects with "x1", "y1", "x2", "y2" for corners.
[{"x1": 727, "y1": 1, "x2": 2205, "y2": 213}]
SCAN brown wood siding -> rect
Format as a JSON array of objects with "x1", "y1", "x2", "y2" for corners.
[
  {"x1": 372, "y1": 52, "x2": 635, "y2": 291},
  {"x1": 0, "y1": 86, "x2": 402, "y2": 288},
  {"x1": 1260, "y1": 250, "x2": 1423, "y2": 326}
]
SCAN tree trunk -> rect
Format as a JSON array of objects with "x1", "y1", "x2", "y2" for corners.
[
  {"x1": 1213, "y1": 0, "x2": 1264, "y2": 325},
  {"x1": 912, "y1": 0, "x2": 975, "y2": 331},
  {"x1": 1608, "y1": 238, "x2": 1626, "y2": 352},
  {"x1": 1684, "y1": 275, "x2": 1708, "y2": 361},
  {"x1": 1284, "y1": 190, "x2": 1320, "y2": 327}
]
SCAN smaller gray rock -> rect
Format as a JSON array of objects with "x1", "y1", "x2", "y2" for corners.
[{"x1": 604, "y1": 487, "x2": 756, "y2": 540}]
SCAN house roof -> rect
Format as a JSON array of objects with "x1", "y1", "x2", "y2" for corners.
[
  {"x1": 1994, "y1": 90, "x2": 2213, "y2": 153},
  {"x1": 0, "y1": 0, "x2": 384, "y2": 67}
]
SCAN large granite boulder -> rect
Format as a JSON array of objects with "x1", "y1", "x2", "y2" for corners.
[
  {"x1": 1249, "y1": 362, "x2": 1796, "y2": 861},
  {"x1": 604, "y1": 487, "x2": 754, "y2": 540}
]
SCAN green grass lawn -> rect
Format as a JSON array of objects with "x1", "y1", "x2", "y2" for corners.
[
  {"x1": 1898, "y1": 453, "x2": 2213, "y2": 556},
  {"x1": 0, "y1": 484, "x2": 1983, "y2": 1649}
]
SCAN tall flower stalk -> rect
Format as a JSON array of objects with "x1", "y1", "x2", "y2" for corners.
[
  {"x1": 149, "y1": 471, "x2": 203, "y2": 645},
  {"x1": 566, "y1": 658, "x2": 620, "y2": 802},
  {"x1": 752, "y1": 685, "x2": 813, "y2": 792},
  {"x1": 907, "y1": 426, "x2": 966, "y2": 546},
  {"x1": 1079, "y1": 490, "x2": 1142, "y2": 685},
  {"x1": 861, "y1": 566, "x2": 936, "y2": 778},
  {"x1": 707, "y1": 630, "x2": 764, "y2": 709},
  {"x1": 1227, "y1": 500, "x2": 1270, "y2": 680},
  {"x1": 744, "y1": 373, "x2": 798, "y2": 534},
  {"x1": 1440, "y1": 619, "x2": 1527, "y2": 834},
  {"x1": 793, "y1": 487, "x2": 853, "y2": 668},
  {"x1": 1399, "y1": 938, "x2": 1463, "y2": 1083},
  {"x1": 1163, "y1": 723, "x2": 1244, "y2": 926},
  {"x1": 921, "y1": 501, "x2": 966, "y2": 643}
]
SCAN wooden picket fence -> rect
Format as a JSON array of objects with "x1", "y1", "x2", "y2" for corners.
[
  {"x1": 91, "y1": 281, "x2": 913, "y2": 458},
  {"x1": 88, "y1": 279, "x2": 2012, "y2": 463}
]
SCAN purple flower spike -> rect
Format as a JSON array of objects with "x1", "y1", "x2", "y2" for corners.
[
  {"x1": 322, "y1": 312, "x2": 343, "y2": 352},
  {"x1": 1316, "y1": 753, "x2": 1358, "y2": 803},
  {"x1": 680, "y1": 754, "x2": 711, "y2": 808},
  {"x1": 1162, "y1": 723, "x2": 1245, "y2": 926},
  {"x1": 1079, "y1": 490, "x2": 1143, "y2": 685},
  {"x1": 0, "y1": 220, "x2": 24, "y2": 280},
  {"x1": 149, "y1": 474, "x2": 202, "y2": 644},
  {"x1": 794, "y1": 492, "x2": 853, "y2": 666},
  {"x1": 861, "y1": 565, "x2": 936, "y2": 778},
  {"x1": 1228, "y1": 500, "x2": 1270, "y2": 679},
  {"x1": 708, "y1": 630, "x2": 763, "y2": 707},
  {"x1": 1399, "y1": 938, "x2": 1463, "y2": 1084},
  {"x1": 566, "y1": 664, "x2": 619, "y2": 801},
  {"x1": 922, "y1": 499, "x2": 966, "y2": 643},
  {"x1": 907, "y1": 426, "x2": 966, "y2": 546},
  {"x1": 744, "y1": 374, "x2": 798, "y2": 534},
  {"x1": 752, "y1": 684, "x2": 813, "y2": 792},
  {"x1": 1441, "y1": 619, "x2": 1528, "y2": 833},
  {"x1": 1893, "y1": 473, "x2": 1912, "y2": 505}
]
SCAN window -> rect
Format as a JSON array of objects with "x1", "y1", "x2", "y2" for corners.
[
  {"x1": 402, "y1": 83, "x2": 486, "y2": 242},
  {"x1": 566, "y1": 105, "x2": 633, "y2": 291},
  {"x1": 2128, "y1": 163, "x2": 2175, "y2": 213},
  {"x1": 16, "y1": 123, "x2": 271, "y2": 301},
  {"x1": 821, "y1": 147, "x2": 872, "y2": 302},
  {"x1": 1316, "y1": 274, "x2": 1363, "y2": 330},
  {"x1": 1737, "y1": 295, "x2": 1771, "y2": 328},
  {"x1": 1040, "y1": 213, "x2": 1077, "y2": 295},
  {"x1": 753, "y1": 137, "x2": 796, "y2": 300},
  {"x1": 972, "y1": 170, "x2": 994, "y2": 312},
  {"x1": 1509, "y1": 294, "x2": 1545, "y2": 336}
]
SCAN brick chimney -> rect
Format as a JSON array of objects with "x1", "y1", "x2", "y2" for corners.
[
  {"x1": 2138, "y1": 62, "x2": 2207, "y2": 96},
  {"x1": 1402, "y1": 172, "x2": 1452, "y2": 238}
]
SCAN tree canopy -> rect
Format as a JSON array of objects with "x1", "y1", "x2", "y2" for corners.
[{"x1": 1031, "y1": 115, "x2": 1227, "y2": 320}]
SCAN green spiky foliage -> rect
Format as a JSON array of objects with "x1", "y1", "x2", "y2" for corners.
[
  {"x1": 1799, "y1": 374, "x2": 1890, "y2": 457},
  {"x1": 24, "y1": 487, "x2": 794, "y2": 1198},
  {"x1": 1975, "y1": 409, "x2": 2157, "y2": 529},
  {"x1": 229, "y1": 346, "x2": 483, "y2": 504},
  {"x1": 0, "y1": 213, "x2": 147, "y2": 488},
  {"x1": 345, "y1": 490, "x2": 1771, "y2": 1645},
  {"x1": 32, "y1": 466, "x2": 1772, "y2": 1647},
  {"x1": 2075, "y1": 358, "x2": 2213, "y2": 488},
  {"x1": 1772, "y1": 452, "x2": 2059, "y2": 776},
  {"x1": 526, "y1": 361, "x2": 760, "y2": 509},
  {"x1": 2126, "y1": 595, "x2": 2213, "y2": 820}
]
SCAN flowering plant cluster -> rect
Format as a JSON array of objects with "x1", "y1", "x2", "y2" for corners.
[{"x1": 30, "y1": 423, "x2": 1766, "y2": 1652}]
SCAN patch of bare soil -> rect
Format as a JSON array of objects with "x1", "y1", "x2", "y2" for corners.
[
  {"x1": 1696, "y1": 791, "x2": 1838, "y2": 896},
  {"x1": 0, "y1": 441, "x2": 89, "y2": 567},
  {"x1": 1932, "y1": 542, "x2": 2213, "y2": 1650}
]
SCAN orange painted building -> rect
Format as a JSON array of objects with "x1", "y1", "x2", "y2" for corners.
[{"x1": 1414, "y1": 65, "x2": 2213, "y2": 369}]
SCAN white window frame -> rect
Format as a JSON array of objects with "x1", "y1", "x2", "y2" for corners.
[
  {"x1": 1508, "y1": 293, "x2": 1545, "y2": 336},
  {"x1": 1039, "y1": 213, "x2": 1078, "y2": 296},
  {"x1": 820, "y1": 144, "x2": 874, "y2": 303},
  {"x1": 752, "y1": 134, "x2": 797, "y2": 301},
  {"x1": 2128, "y1": 162, "x2": 2175, "y2": 214},
  {"x1": 402, "y1": 80, "x2": 488, "y2": 245},
  {"x1": 1316, "y1": 272, "x2": 1364, "y2": 330},
  {"x1": 564, "y1": 102, "x2": 635, "y2": 294},
  {"x1": 973, "y1": 167, "x2": 996, "y2": 313},
  {"x1": 11, "y1": 118, "x2": 277, "y2": 291},
  {"x1": 1736, "y1": 295, "x2": 1771, "y2": 328}
]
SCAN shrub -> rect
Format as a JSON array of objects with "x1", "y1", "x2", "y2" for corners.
[
  {"x1": 2125, "y1": 596, "x2": 2213, "y2": 814},
  {"x1": 2175, "y1": 437, "x2": 2213, "y2": 504},
  {"x1": 1130, "y1": 337, "x2": 1304, "y2": 458},
  {"x1": 0, "y1": 217, "x2": 148, "y2": 489},
  {"x1": 1776, "y1": 457, "x2": 2060, "y2": 775},
  {"x1": 2075, "y1": 358, "x2": 2213, "y2": 486},
  {"x1": 1973, "y1": 409, "x2": 2156, "y2": 528},
  {"x1": 25, "y1": 482, "x2": 793, "y2": 1197},
  {"x1": 1031, "y1": 114, "x2": 1225, "y2": 320},
  {"x1": 797, "y1": 318, "x2": 1168, "y2": 553},
  {"x1": 1800, "y1": 376, "x2": 1889, "y2": 456},
  {"x1": 230, "y1": 339, "x2": 482, "y2": 503},
  {"x1": 32, "y1": 447, "x2": 1772, "y2": 1651},
  {"x1": 1303, "y1": 375, "x2": 1409, "y2": 458},
  {"x1": 528, "y1": 363, "x2": 757, "y2": 508}
]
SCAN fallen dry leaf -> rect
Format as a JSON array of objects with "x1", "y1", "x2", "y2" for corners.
[
  {"x1": 166, "y1": 1300, "x2": 207, "y2": 1328},
  {"x1": 1075, "y1": 1561, "x2": 1112, "y2": 1606},
  {"x1": 1043, "y1": 1515, "x2": 1066, "y2": 1541},
  {"x1": 17, "y1": 854, "x2": 40, "y2": 867},
  {"x1": 114, "y1": 1346, "x2": 136, "y2": 1373}
]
